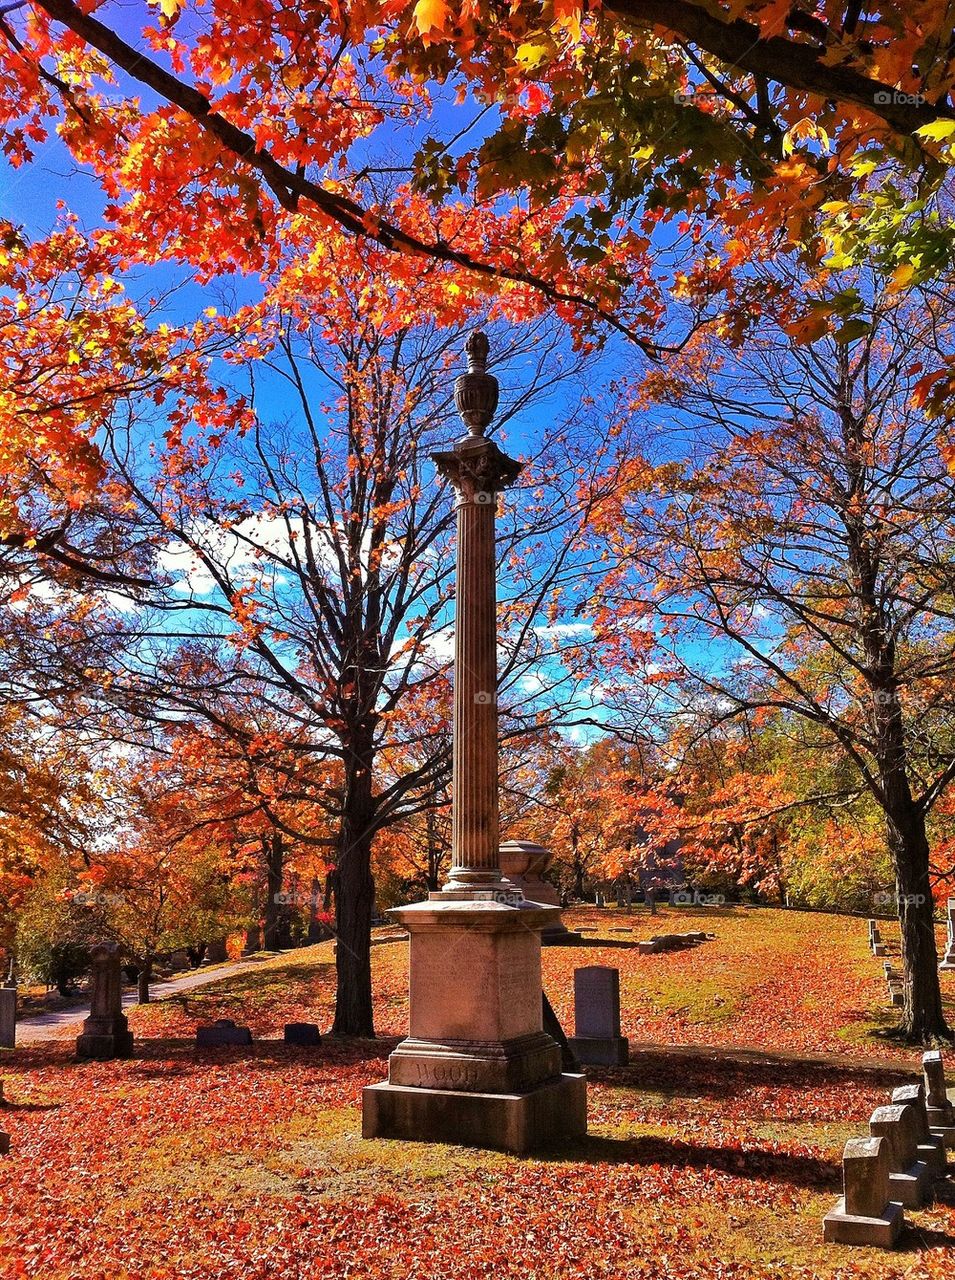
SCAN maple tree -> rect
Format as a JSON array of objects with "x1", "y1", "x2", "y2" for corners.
[{"x1": 587, "y1": 258, "x2": 955, "y2": 1041}]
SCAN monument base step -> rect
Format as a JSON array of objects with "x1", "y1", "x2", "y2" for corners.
[
  {"x1": 541, "y1": 929, "x2": 584, "y2": 946},
  {"x1": 823, "y1": 1199, "x2": 904, "y2": 1248},
  {"x1": 567, "y1": 1035, "x2": 630, "y2": 1066},
  {"x1": 889, "y1": 1161, "x2": 933, "y2": 1208},
  {"x1": 76, "y1": 1031, "x2": 134, "y2": 1061},
  {"x1": 362, "y1": 1073, "x2": 587, "y2": 1154}
]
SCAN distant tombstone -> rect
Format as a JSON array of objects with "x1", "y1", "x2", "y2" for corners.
[
  {"x1": 0, "y1": 987, "x2": 15, "y2": 1050},
  {"x1": 284, "y1": 1022, "x2": 321, "y2": 1047},
  {"x1": 168, "y1": 949, "x2": 190, "y2": 972},
  {"x1": 242, "y1": 927, "x2": 262, "y2": 955},
  {"x1": 823, "y1": 1136, "x2": 904, "y2": 1248},
  {"x1": 567, "y1": 966, "x2": 628, "y2": 1066},
  {"x1": 0, "y1": 1079, "x2": 7, "y2": 1155},
  {"x1": 892, "y1": 1083, "x2": 946, "y2": 1176},
  {"x1": 76, "y1": 943, "x2": 134, "y2": 1061},
  {"x1": 204, "y1": 938, "x2": 228, "y2": 965},
  {"x1": 594, "y1": 890, "x2": 605, "y2": 908},
  {"x1": 869, "y1": 1103, "x2": 933, "y2": 1207},
  {"x1": 195, "y1": 1018, "x2": 253, "y2": 1047},
  {"x1": 941, "y1": 899, "x2": 955, "y2": 971}
]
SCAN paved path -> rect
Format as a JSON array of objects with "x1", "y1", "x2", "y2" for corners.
[{"x1": 12, "y1": 952, "x2": 288, "y2": 1045}]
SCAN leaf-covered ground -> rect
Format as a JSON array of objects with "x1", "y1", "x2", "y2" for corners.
[{"x1": 2, "y1": 906, "x2": 954, "y2": 1278}]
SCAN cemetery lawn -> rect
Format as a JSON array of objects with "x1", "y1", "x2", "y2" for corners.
[{"x1": 2, "y1": 905, "x2": 954, "y2": 1279}]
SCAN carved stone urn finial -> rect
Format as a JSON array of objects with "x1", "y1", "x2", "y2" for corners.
[{"x1": 454, "y1": 330, "x2": 499, "y2": 437}]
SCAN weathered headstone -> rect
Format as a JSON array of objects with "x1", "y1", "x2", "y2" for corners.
[
  {"x1": 0, "y1": 987, "x2": 15, "y2": 1050},
  {"x1": 204, "y1": 937, "x2": 228, "y2": 965},
  {"x1": 76, "y1": 943, "x2": 134, "y2": 1060},
  {"x1": 823, "y1": 1136, "x2": 905, "y2": 1248},
  {"x1": 869, "y1": 1103, "x2": 933, "y2": 1207},
  {"x1": 567, "y1": 966, "x2": 629, "y2": 1066},
  {"x1": 923, "y1": 1050, "x2": 955, "y2": 1148},
  {"x1": 284, "y1": 1022, "x2": 321, "y2": 1047},
  {"x1": 195, "y1": 1018, "x2": 252, "y2": 1047},
  {"x1": 892, "y1": 1083, "x2": 946, "y2": 1176},
  {"x1": 499, "y1": 840, "x2": 582, "y2": 944},
  {"x1": 168, "y1": 948, "x2": 190, "y2": 972}
]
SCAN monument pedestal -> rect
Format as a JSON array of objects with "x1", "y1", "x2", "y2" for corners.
[
  {"x1": 362, "y1": 894, "x2": 587, "y2": 1153},
  {"x1": 76, "y1": 1013, "x2": 134, "y2": 1061}
]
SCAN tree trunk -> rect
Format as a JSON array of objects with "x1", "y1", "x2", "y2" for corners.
[
  {"x1": 332, "y1": 736, "x2": 377, "y2": 1036},
  {"x1": 885, "y1": 794, "x2": 949, "y2": 1041},
  {"x1": 137, "y1": 959, "x2": 152, "y2": 1004},
  {"x1": 262, "y1": 830, "x2": 285, "y2": 950}
]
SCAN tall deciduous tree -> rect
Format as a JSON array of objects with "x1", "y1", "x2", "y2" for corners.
[{"x1": 590, "y1": 264, "x2": 955, "y2": 1041}]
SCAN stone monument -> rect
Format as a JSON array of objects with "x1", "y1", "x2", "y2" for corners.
[
  {"x1": 362, "y1": 333, "x2": 587, "y2": 1153},
  {"x1": 891, "y1": 1082, "x2": 946, "y2": 1176},
  {"x1": 0, "y1": 986, "x2": 14, "y2": 1050},
  {"x1": 923, "y1": 1050, "x2": 955, "y2": 1147},
  {"x1": 499, "y1": 840, "x2": 581, "y2": 944},
  {"x1": 823, "y1": 1136, "x2": 904, "y2": 1247},
  {"x1": 76, "y1": 942, "x2": 134, "y2": 1060},
  {"x1": 868, "y1": 1103, "x2": 933, "y2": 1207}
]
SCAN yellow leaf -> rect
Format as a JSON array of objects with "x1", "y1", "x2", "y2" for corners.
[
  {"x1": 888, "y1": 262, "x2": 915, "y2": 293},
  {"x1": 413, "y1": 0, "x2": 448, "y2": 38}
]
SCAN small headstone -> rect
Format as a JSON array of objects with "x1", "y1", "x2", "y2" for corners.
[
  {"x1": 869, "y1": 1103, "x2": 933, "y2": 1207},
  {"x1": 195, "y1": 1018, "x2": 253, "y2": 1047},
  {"x1": 567, "y1": 966, "x2": 628, "y2": 1066},
  {"x1": 823, "y1": 1136, "x2": 904, "y2": 1247},
  {"x1": 892, "y1": 1083, "x2": 946, "y2": 1176},
  {"x1": 76, "y1": 943, "x2": 134, "y2": 1061},
  {"x1": 168, "y1": 949, "x2": 190, "y2": 972},
  {"x1": 0, "y1": 988, "x2": 15, "y2": 1050},
  {"x1": 284, "y1": 1022, "x2": 321, "y2": 1047},
  {"x1": 637, "y1": 940, "x2": 661, "y2": 954},
  {"x1": 242, "y1": 926, "x2": 262, "y2": 955}
]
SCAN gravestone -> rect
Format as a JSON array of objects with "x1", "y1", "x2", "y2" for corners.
[
  {"x1": 567, "y1": 966, "x2": 629, "y2": 1066},
  {"x1": 242, "y1": 926, "x2": 262, "y2": 955},
  {"x1": 869, "y1": 1103, "x2": 933, "y2": 1207},
  {"x1": 499, "y1": 840, "x2": 582, "y2": 944},
  {"x1": 0, "y1": 1079, "x2": 7, "y2": 1155},
  {"x1": 76, "y1": 943, "x2": 134, "y2": 1060},
  {"x1": 284, "y1": 1022, "x2": 321, "y2": 1047},
  {"x1": 168, "y1": 949, "x2": 190, "y2": 972},
  {"x1": 823, "y1": 1136, "x2": 905, "y2": 1247},
  {"x1": 0, "y1": 987, "x2": 15, "y2": 1049},
  {"x1": 941, "y1": 898, "x2": 955, "y2": 971},
  {"x1": 195, "y1": 1018, "x2": 253, "y2": 1047},
  {"x1": 204, "y1": 938, "x2": 228, "y2": 965},
  {"x1": 923, "y1": 1050, "x2": 955, "y2": 1147},
  {"x1": 892, "y1": 1083, "x2": 946, "y2": 1176}
]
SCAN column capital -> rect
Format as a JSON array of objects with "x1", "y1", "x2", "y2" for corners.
[{"x1": 432, "y1": 437, "x2": 522, "y2": 506}]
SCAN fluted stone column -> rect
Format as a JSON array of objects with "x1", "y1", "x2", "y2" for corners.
[
  {"x1": 361, "y1": 332, "x2": 587, "y2": 1152},
  {"x1": 433, "y1": 336, "x2": 521, "y2": 894}
]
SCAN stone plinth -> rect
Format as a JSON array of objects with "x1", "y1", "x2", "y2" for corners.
[
  {"x1": 363, "y1": 896, "x2": 586, "y2": 1151},
  {"x1": 499, "y1": 840, "x2": 581, "y2": 945},
  {"x1": 284, "y1": 1022, "x2": 321, "y2": 1047},
  {"x1": 0, "y1": 987, "x2": 15, "y2": 1050},
  {"x1": 76, "y1": 943, "x2": 133, "y2": 1061},
  {"x1": 869, "y1": 1103, "x2": 933, "y2": 1207},
  {"x1": 567, "y1": 966, "x2": 629, "y2": 1067},
  {"x1": 823, "y1": 1136, "x2": 904, "y2": 1248}
]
